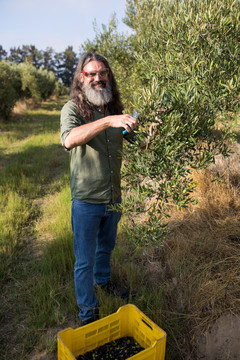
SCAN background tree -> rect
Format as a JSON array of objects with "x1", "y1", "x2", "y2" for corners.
[
  {"x1": 2, "y1": 44, "x2": 79, "y2": 84},
  {"x1": 55, "y1": 46, "x2": 78, "y2": 86},
  {"x1": 42, "y1": 47, "x2": 56, "y2": 73},
  {"x1": 0, "y1": 45, "x2": 7, "y2": 60},
  {"x1": 21, "y1": 44, "x2": 42, "y2": 68},
  {"x1": 0, "y1": 61, "x2": 65, "y2": 119},
  {"x1": 8, "y1": 46, "x2": 23, "y2": 64},
  {"x1": 0, "y1": 61, "x2": 21, "y2": 119}
]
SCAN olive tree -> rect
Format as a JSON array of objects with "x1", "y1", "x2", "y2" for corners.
[
  {"x1": 0, "y1": 61, "x2": 21, "y2": 119},
  {"x1": 120, "y1": 0, "x2": 240, "y2": 246},
  {"x1": 0, "y1": 61, "x2": 64, "y2": 120}
]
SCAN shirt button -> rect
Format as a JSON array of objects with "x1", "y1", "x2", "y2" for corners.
[
  {"x1": 111, "y1": 171, "x2": 113, "y2": 174},
  {"x1": 109, "y1": 155, "x2": 111, "y2": 158}
]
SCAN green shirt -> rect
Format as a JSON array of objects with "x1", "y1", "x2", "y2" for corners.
[{"x1": 60, "y1": 100, "x2": 134, "y2": 204}]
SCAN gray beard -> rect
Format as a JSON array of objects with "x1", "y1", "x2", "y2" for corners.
[{"x1": 83, "y1": 82, "x2": 113, "y2": 107}]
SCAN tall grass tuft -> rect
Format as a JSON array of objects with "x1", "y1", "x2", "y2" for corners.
[{"x1": 0, "y1": 190, "x2": 38, "y2": 284}]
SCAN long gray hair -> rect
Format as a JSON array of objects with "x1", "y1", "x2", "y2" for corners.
[{"x1": 71, "y1": 52, "x2": 123, "y2": 120}]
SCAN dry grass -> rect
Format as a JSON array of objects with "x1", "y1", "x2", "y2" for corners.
[
  {"x1": 12, "y1": 99, "x2": 39, "y2": 115},
  {"x1": 175, "y1": 150, "x2": 239, "y2": 310},
  {"x1": 131, "y1": 142, "x2": 240, "y2": 357}
]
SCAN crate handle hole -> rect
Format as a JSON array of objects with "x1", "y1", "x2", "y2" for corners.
[{"x1": 142, "y1": 318, "x2": 153, "y2": 330}]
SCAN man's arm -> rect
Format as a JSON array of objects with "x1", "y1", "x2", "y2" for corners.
[{"x1": 64, "y1": 114, "x2": 138, "y2": 150}]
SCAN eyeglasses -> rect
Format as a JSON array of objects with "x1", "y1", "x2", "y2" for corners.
[{"x1": 81, "y1": 68, "x2": 109, "y2": 79}]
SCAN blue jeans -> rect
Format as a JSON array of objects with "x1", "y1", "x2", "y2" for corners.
[{"x1": 71, "y1": 198, "x2": 122, "y2": 322}]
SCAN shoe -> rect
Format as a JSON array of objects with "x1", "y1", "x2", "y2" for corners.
[
  {"x1": 82, "y1": 309, "x2": 99, "y2": 326},
  {"x1": 100, "y1": 281, "x2": 130, "y2": 299}
]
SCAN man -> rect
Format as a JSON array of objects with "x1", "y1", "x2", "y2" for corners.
[{"x1": 60, "y1": 52, "x2": 153, "y2": 325}]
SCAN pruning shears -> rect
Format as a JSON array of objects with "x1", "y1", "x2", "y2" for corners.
[{"x1": 122, "y1": 111, "x2": 139, "y2": 135}]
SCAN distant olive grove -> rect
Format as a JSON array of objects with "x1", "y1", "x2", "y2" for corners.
[
  {"x1": 0, "y1": 45, "x2": 78, "y2": 119},
  {"x1": 0, "y1": 44, "x2": 78, "y2": 87}
]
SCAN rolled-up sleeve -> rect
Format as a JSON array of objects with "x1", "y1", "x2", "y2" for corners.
[{"x1": 60, "y1": 100, "x2": 83, "y2": 147}]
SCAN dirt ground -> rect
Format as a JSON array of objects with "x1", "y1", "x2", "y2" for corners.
[{"x1": 194, "y1": 313, "x2": 240, "y2": 360}]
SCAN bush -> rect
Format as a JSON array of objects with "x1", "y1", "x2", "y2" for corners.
[
  {"x1": 53, "y1": 79, "x2": 69, "y2": 97},
  {"x1": 0, "y1": 61, "x2": 21, "y2": 119},
  {"x1": 35, "y1": 67, "x2": 57, "y2": 100},
  {"x1": 18, "y1": 62, "x2": 66, "y2": 101}
]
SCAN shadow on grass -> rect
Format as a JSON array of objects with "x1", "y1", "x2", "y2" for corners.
[
  {"x1": 40, "y1": 96, "x2": 69, "y2": 112},
  {"x1": 0, "y1": 113, "x2": 62, "y2": 143},
  {"x1": 0, "y1": 96, "x2": 69, "y2": 141},
  {"x1": 0, "y1": 141, "x2": 69, "y2": 197}
]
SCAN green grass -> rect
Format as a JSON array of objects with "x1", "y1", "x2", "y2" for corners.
[
  {"x1": 1, "y1": 97, "x2": 237, "y2": 360},
  {"x1": 0, "y1": 97, "x2": 169, "y2": 359},
  {"x1": 0, "y1": 97, "x2": 75, "y2": 358}
]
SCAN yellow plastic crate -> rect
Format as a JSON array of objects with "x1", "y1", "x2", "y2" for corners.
[{"x1": 58, "y1": 304, "x2": 166, "y2": 360}]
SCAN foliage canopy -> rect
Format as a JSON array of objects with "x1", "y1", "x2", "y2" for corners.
[{"x1": 84, "y1": 0, "x2": 239, "y2": 246}]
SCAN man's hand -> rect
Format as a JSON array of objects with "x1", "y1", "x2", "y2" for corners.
[{"x1": 112, "y1": 114, "x2": 139, "y2": 133}]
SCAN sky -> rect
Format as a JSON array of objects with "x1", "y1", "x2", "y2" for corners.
[{"x1": 0, "y1": 0, "x2": 133, "y2": 54}]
